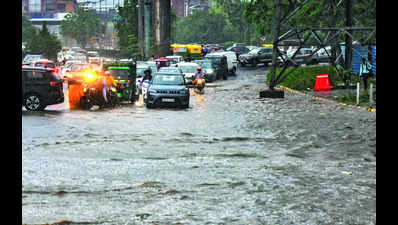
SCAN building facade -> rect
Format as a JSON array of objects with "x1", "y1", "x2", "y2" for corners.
[{"x1": 22, "y1": 0, "x2": 78, "y2": 15}]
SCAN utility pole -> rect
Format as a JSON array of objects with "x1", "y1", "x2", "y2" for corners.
[
  {"x1": 344, "y1": 0, "x2": 353, "y2": 87},
  {"x1": 138, "y1": 0, "x2": 145, "y2": 60},
  {"x1": 144, "y1": 0, "x2": 151, "y2": 59}
]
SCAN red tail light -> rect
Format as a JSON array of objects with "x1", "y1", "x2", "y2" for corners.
[{"x1": 50, "y1": 82, "x2": 57, "y2": 86}]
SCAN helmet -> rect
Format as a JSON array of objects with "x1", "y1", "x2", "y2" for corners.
[
  {"x1": 144, "y1": 68, "x2": 152, "y2": 74},
  {"x1": 197, "y1": 67, "x2": 202, "y2": 72}
]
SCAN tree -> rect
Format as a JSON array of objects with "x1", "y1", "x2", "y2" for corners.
[
  {"x1": 175, "y1": 9, "x2": 229, "y2": 44},
  {"x1": 113, "y1": 0, "x2": 140, "y2": 58},
  {"x1": 22, "y1": 12, "x2": 38, "y2": 43},
  {"x1": 25, "y1": 22, "x2": 62, "y2": 61},
  {"x1": 60, "y1": 7, "x2": 106, "y2": 48}
]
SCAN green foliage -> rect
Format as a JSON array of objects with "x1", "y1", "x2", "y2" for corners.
[
  {"x1": 266, "y1": 65, "x2": 342, "y2": 90},
  {"x1": 25, "y1": 22, "x2": 62, "y2": 61},
  {"x1": 22, "y1": 12, "x2": 38, "y2": 43},
  {"x1": 114, "y1": 0, "x2": 138, "y2": 49},
  {"x1": 60, "y1": 7, "x2": 105, "y2": 48},
  {"x1": 174, "y1": 0, "x2": 258, "y2": 45}
]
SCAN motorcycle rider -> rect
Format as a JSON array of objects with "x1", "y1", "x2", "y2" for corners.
[
  {"x1": 142, "y1": 68, "x2": 153, "y2": 83},
  {"x1": 192, "y1": 67, "x2": 204, "y2": 85},
  {"x1": 104, "y1": 71, "x2": 117, "y2": 103}
]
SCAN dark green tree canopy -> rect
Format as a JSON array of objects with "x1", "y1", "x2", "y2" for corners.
[{"x1": 25, "y1": 22, "x2": 62, "y2": 61}]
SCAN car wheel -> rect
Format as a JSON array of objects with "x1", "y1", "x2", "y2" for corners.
[
  {"x1": 24, "y1": 94, "x2": 46, "y2": 111},
  {"x1": 79, "y1": 96, "x2": 93, "y2": 110}
]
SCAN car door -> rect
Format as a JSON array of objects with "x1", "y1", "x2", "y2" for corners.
[
  {"x1": 257, "y1": 49, "x2": 266, "y2": 62},
  {"x1": 25, "y1": 70, "x2": 47, "y2": 96}
]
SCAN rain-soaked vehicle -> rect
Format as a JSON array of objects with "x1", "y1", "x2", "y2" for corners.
[
  {"x1": 22, "y1": 66, "x2": 64, "y2": 111},
  {"x1": 146, "y1": 72, "x2": 190, "y2": 109},
  {"x1": 103, "y1": 62, "x2": 137, "y2": 102}
]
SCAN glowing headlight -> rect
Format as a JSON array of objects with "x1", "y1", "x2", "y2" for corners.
[
  {"x1": 87, "y1": 73, "x2": 95, "y2": 79},
  {"x1": 206, "y1": 69, "x2": 214, "y2": 74}
]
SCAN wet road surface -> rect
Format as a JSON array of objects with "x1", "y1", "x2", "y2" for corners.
[{"x1": 22, "y1": 67, "x2": 376, "y2": 225}]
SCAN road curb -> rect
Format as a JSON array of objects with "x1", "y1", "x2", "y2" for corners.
[{"x1": 278, "y1": 85, "x2": 376, "y2": 112}]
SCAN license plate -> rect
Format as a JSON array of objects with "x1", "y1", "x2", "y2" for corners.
[{"x1": 162, "y1": 98, "x2": 175, "y2": 102}]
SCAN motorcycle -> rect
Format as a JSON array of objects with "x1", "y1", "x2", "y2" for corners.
[
  {"x1": 79, "y1": 83, "x2": 118, "y2": 110},
  {"x1": 193, "y1": 77, "x2": 205, "y2": 94}
]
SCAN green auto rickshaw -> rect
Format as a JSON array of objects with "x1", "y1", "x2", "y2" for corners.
[{"x1": 103, "y1": 62, "x2": 137, "y2": 103}]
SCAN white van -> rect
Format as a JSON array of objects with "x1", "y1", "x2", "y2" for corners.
[{"x1": 207, "y1": 51, "x2": 238, "y2": 75}]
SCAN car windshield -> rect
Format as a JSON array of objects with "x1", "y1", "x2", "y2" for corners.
[
  {"x1": 194, "y1": 61, "x2": 212, "y2": 68},
  {"x1": 205, "y1": 57, "x2": 221, "y2": 65},
  {"x1": 108, "y1": 69, "x2": 130, "y2": 80},
  {"x1": 159, "y1": 67, "x2": 181, "y2": 73},
  {"x1": 179, "y1": 66, "x2": 197, "y2": 73},
  {"x1": 248, "y1": 48, "x2": 261, "y2": 55},
  {"x1": 152, "y1": 74, "x2": 185, "y2": 85}
]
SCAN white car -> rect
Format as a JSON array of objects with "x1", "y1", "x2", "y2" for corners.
[{"x1": 176, "y1": 62, "x2": 200, "y2": 84}]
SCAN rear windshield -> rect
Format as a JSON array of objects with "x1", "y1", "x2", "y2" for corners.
[{"x1": 35, "y1": 62, "x2": 55, "y2": 68}]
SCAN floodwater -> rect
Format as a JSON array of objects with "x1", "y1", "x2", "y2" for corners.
[{"x1": 22, "y1": 67, "x2": 376, "y2": 225}]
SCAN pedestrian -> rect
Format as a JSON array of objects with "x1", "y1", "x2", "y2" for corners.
[{"x1": 359, "y1": 57, "x2": 372, "y2": 90}]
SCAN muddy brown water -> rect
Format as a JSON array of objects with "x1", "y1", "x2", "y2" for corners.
[{"x1": 22, "y1": 67, "x2": 376, "y2": 225}]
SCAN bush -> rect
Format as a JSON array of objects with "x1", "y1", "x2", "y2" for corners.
[{"x1": 266, "y1": 65, "x2": 342, "y2": 90}]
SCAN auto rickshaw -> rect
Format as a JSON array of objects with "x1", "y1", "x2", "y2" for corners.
[
  {"x1": 155, "y1": 57, "x2": 172, "y2": 70},
  {"x1": 172, "y1": 44, "x2": 202, "y2": 61},
  {"x1": 103, "y1": 61, "x2": 137, "y2": 102}
]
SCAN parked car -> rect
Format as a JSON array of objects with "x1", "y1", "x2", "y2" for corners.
[
  {"x1": 238, "y1": 47, "x2": 274, "y2": 67},
  {"x1": 146, "y1": 73, "x2": 190, "y2": 109},
  {"x1": 192, "y1": 60, "x2": 217, "y2": 82},
  {"x1": 22, "y1": 66, "x2": 64, "y2": 111},
  {"x1": 283, "y1": 48, "x2": 319, "y2": 66},
  {"x1": 207, "y1": 51, "x2": 238, "y2": 76},
  {"x1": 226, "y1": 46, "x2": 250, "y2": 58},
  {"x1": 203, "y1": 54, "x2": 228, "y2": 80}
]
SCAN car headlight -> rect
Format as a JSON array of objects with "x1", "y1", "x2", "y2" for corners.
[{"x1": 149, "y1": 89, "x2": 157, "y2": 94}]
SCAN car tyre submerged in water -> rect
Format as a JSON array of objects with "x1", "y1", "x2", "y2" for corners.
[{"x1": 24, "y1": 94, "x2": 46, "y2": 111}]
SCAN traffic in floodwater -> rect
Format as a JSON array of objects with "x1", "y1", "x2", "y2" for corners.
[{"x1": 22, "y1": 64, "x2": 376, "y2": 225}]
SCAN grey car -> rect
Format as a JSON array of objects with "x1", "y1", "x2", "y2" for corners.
[{"x1": 146, "y1": 73, "x2": 190, "y2": 109}]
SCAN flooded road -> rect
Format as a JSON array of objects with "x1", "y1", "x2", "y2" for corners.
[{"x1": 22, "y1": 67, "x2": 376, "y2": 225}]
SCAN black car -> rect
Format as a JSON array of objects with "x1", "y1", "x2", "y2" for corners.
[
  {"x1": 226, "y1": 46, "x2": 250, "y2": 58},
  {"x1": 238, "y1": 47, "x2": 274, "y2": 67},
  {"x1": 283, "y1": 48, "x2": 320, "y2": 66},
  {"x1": 22, "y1": 66, "x2": 64, "y2": 111},
  {"x1": 203, "y1": 54, "x2": 228, "y2": 80}
]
